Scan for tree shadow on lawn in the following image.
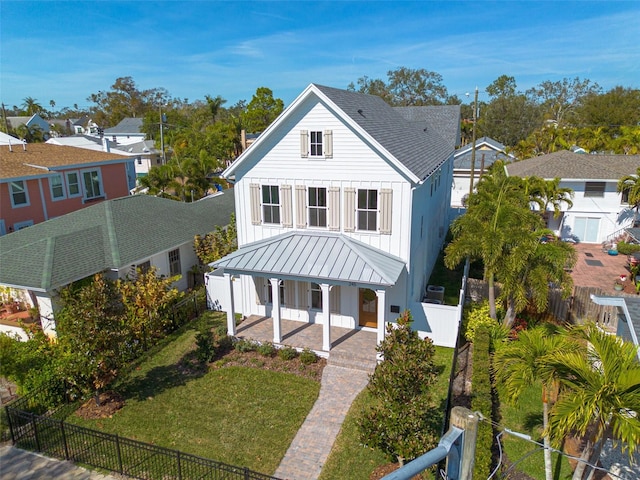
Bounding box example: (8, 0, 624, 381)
(118, 351, 208, 402)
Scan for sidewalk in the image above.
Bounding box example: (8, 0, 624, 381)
(274, 365, 370, 480)
(0, 445, 121, 480)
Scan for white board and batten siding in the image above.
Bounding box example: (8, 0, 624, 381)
(234, 100, 415, 261)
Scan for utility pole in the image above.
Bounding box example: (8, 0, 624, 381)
(468, 87, 479, 200)
(159, 106, 166, 165)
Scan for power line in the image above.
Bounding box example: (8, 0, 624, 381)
(476, 412, 628, 480)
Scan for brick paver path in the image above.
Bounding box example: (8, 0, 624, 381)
(274, 365, 370, 480)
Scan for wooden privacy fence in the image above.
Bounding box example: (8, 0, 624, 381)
(466, 279, 620, 329)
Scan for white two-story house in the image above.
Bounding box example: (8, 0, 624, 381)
(208, 84, 460, 351)
(506, 150, 640, 243)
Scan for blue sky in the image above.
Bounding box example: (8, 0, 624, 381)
(1, 1, 639, 111)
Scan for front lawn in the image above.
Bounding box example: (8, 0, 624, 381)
(319, 346, 454, 480)
(69, 311, 320, 475)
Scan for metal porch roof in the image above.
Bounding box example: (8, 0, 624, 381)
(210, 231, 405, 287)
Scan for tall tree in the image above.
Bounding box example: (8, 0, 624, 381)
(21, 97, 44, 116)
(445, 164, 540, 319)
(545, 324, 640, 480)
(529, 77, 601, 126)
(576, 86, 640, 129)
(241, 87, 284, 133)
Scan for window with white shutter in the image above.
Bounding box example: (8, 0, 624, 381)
(281, 184, 292, 227)
(344, 188, 355, 232)
(296, 185, 307, 228)
(328, 187, 340, 231)
(324, 130, 333, 158)
(300, 130, 309, 157)
(250, 183, 261, 225)
(379, 189, 393, 234)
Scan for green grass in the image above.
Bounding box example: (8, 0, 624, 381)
(499, 381, 573, 480)
(319, 346, 455, 480)
(69, 311, 320, 475)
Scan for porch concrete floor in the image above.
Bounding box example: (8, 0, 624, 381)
(236, 315, 377, 358)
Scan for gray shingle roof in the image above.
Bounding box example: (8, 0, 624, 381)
(506, 150, 640, 180)
(211, 230, 405, 287)
(0, 193, 235, 291)
(104, 117, 144, 134)
(314, 84, 458, 181)
(622, 297, 640, 348)
(453, 137, 513, 169)
(394, 105, 462, 149)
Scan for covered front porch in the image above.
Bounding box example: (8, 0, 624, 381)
(235, 314, 379, 370)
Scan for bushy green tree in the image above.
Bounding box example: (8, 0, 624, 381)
(241, 87, 284, 133)
(55, 275, 127, 405)
(194, 214, 237, 265)
(358, 310, 439, 465)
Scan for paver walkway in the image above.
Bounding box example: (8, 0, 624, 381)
(0, 445, 121, 480)
(274, 365, 370, 480)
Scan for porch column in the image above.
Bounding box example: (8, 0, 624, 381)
(321, 283, 331, 351)
(270, 278, 282, 343)
(376, 288, 387, 345)
(224, 273, 236, 336)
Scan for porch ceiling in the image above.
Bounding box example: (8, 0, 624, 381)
(210, 231, 405, 287)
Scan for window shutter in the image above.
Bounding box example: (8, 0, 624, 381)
(328, 187, 340, 231)
(296, 185, 307, 228)
(324, 130, 333, 158)
(281, 184, 292, 228)
(300, 130, 308, 158)
(380, 188, 393, 234)
(284, 280, 295, 307)
(255, 277, 266, 304)
(330, 285, 340, 313)
(298, 281, 308, 308)
(344, 188, 355, 232)
(250, 183, 261, 225)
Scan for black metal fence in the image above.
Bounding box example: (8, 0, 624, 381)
(5, 407, 280, 480)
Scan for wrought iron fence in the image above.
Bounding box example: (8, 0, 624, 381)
(5, 405, 281, 480)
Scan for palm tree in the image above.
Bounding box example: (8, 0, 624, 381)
(21, 97, 44, 116)
(617, 167, 640, 224)
(499, 229, 576, 326)
(494, 324, 576, 480)
(445, 163, 540, 319)
(545, 324, 640, 480)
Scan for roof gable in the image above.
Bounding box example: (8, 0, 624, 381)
(225, 83, 459, 183)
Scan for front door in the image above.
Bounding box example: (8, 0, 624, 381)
(359, 288, 377, 328)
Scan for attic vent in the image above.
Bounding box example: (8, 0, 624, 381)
(357, 109, 365, 117)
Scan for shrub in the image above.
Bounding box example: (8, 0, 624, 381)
(300, 348, 318, 365)
(358, 310, 439, 465)
(464, 302, 500, 342)
(616, 241, 640, 255)
(195, 329, 216, 363)
(234, 338, 258, 352)
(277, 346, 298, 361)
(257, 342, 276, 357)
(472, 326, 494, 480)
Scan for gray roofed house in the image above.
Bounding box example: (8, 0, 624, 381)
(102, 117, 146, 145)
(503, 150, 640, 243)
(590, 294, 640, 360)
(208, 83, 462, 353)
(0, 192, 235, 337)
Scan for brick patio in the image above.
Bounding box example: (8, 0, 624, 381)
(569, 242, 636, 293)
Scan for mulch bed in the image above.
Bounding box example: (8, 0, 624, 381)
(75, 392, 125, 420)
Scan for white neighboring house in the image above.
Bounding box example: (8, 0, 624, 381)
(506, 150, 640, 243)
(101, 118, 146, 146)
(207, 84, 461, 351)
(451, 136, 514, 215)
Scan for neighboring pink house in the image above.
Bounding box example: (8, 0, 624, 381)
(0, 142, 136, 235)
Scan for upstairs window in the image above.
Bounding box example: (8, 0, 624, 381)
(9, 181, 29, 207)
(82, 169, 103, 200)
(50, 174, 65, 200)
(310, 131, 323, 156)
(357, 189, 378, 231)
(584, 182, 605, 198)
(262, 185, 281, 224)
(66, 172, 81, 197)
(308, 187, 327, 227)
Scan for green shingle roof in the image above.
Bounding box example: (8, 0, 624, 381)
(0, 193, 235, 291)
